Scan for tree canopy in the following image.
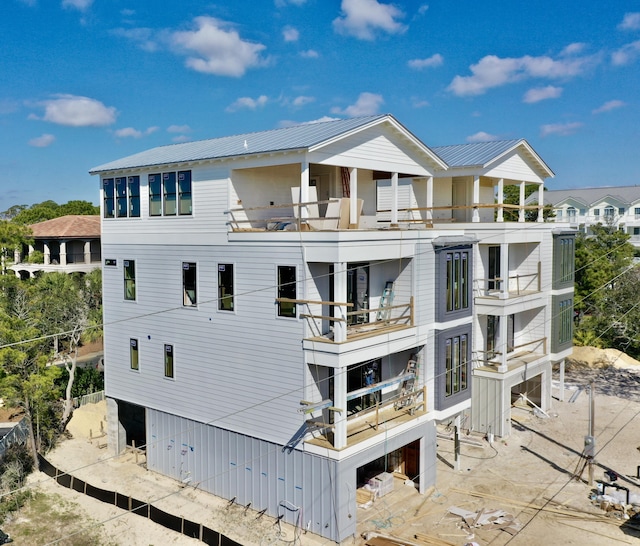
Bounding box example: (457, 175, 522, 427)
(6, 200, 98, 225)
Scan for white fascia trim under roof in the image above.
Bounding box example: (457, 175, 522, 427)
(484, 139, 555, 179)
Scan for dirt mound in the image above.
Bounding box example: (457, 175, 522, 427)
(568, 345, 640, 370)
(66, 400, 107, 440)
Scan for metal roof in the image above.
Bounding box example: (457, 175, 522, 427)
(529, 185, 640, 207)
(90, 114, 396, 174)
(431, 139, 523, 167)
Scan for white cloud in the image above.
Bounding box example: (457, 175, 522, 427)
(300, 49, 319, 58)
(114, 126, 158, 138)
(61, 0, 93, 11)
(612, 40, 640, 65)
(540, 122, 583, 137)
(167, 124, 192, 133)
(523, 85, 563, 103)
(466, 131, 499, 143)
(226, 95, 269, 112)
(619, 12, 640, 31)
(35, 95, 117, 127)
(29, 133, 55, 147)
(559, 43, 586, 56)
(333, 0, 406, 40)
(411, 97, 430, 108)
(172, 135, 191, 143)
(448, 50, 597, 96)
(407, 53, 443, 70)
(592, 100, 625, 114)
(171, 16, 268, 77)
(111, 27, 159, 52)
(292, 96, 315, 107)
(331, 92, 384, 116)
(283, 26, 299, 42)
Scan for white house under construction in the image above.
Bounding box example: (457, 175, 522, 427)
(90, 114, 575, 543)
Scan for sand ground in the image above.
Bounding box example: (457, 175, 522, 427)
(11, 347, 640, 545)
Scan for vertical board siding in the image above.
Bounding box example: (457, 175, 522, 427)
(145, 407, 436, 543)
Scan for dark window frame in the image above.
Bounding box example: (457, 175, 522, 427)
(124, 260, 136, 301)
(182, 262, 197, 307)
(218, 263, 234, 311)
(277, 265, 297, 318)
(130, 338, 139, 371)
(164, 344, 174, 378)
(436, 325, 472, 410)
(103, 178, 115, 219)
(436, 244, 473, 321)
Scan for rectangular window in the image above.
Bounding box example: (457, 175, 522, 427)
(507, 314, 515, 352)
(163, 172, 177, 215)
(445, 334, 468, 397)
(115, 177, 127, 217)
(560, 237, 575, 283)
(218, 264, 234, 311)
(182, 262, 197, 306)
(446, 250, 470, 312)
(103, 178, 115, 218)
(619, 207, 626, 215)
(104, 258, 117, 267)
(278, 265, 297, 317)
(128, 176, 140, 217)
(149, 174, 162, 216)
(635, 208, 640, 219)
(634, 227, 640, 236)
(164, 344, 174, 378)
(178, 171, 192, 215)
(593, 208, 600, 218)
(130, 338, 139, 370)
(124, 260, 136, 301)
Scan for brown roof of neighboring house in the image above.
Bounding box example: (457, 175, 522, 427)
(29, 215, 100, 238)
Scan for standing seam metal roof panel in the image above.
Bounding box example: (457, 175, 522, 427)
(89, 114, 390, 174)
(430, 139, 523, 168)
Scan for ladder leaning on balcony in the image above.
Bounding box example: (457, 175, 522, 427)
(395, 355, 418, 413)
(376, 281, 395, 322)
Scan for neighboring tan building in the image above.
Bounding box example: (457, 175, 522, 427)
(10, 215, 101, 278)
(90, 114, 574, 543)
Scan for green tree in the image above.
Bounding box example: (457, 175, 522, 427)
(501, 184, 554, 222)
(59, 200, 99, 216)
(10, 200, 60, 225)
(0, 220, 32, 273)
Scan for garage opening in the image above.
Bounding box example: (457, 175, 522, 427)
(356, 439, 421, 488)
(117, 400, 146, 449)
(511, 374, 543, 407)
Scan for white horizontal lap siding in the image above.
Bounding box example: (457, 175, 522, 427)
(376, 178, 416, 221)
(103, 243, 308, 444)
(414, 243, 435, 326)
(311, 128, 433, 175)
(486, 152, 545, 184)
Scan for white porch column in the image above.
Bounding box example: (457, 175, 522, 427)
(349, 167, 358, 228)
(537, 182, 544, 222)
(497, 178, 504, 222)
(390, 172, 399, 227)
(518, 181, 526, 222)
(43, 242, 50, 265)
(497, 314, 508, 372)
(426, 176, 433, 222)
(472, 176, 480, 222)
(84, 241, 91, 264)
(59, 240, 67, 266)
(333, 366, 348, 449)
(300, 160, 310, 222)
(500, 243, 509, 299)
(333, 262, 348, 343)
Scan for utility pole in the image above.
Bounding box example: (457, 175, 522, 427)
(585, 381, 596, 486)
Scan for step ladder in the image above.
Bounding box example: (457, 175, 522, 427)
(341, 167, 350, 197)
(376, 281, 395, 322)
(395, 354, 418, 412)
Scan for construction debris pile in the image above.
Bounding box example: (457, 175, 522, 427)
(447, 505, 522, 537)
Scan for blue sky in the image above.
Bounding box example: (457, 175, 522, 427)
(2, 0, 640, 213)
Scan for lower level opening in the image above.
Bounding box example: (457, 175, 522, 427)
(118, 400, 146, 449)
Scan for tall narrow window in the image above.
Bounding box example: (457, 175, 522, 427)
(445, 334, 468, 397)
(559, 299, 573, 344)
(124, 260, 136, 301)
(182, 262, 197, 306)
(487, 315, 499, 360)
(218, 264, 234, 311)
(164, 344, 174, 378)
(278, 265, 297, 317)
(507, 314, 515, 352)
(116, 177, 127, 217)
(163, 172, 177, 215)
(128, 176, 140, 217)
(178, 171, 192, 215)
(488, 246, 500, 291)
(149, 174, 162, 216)
(130, 338, 139, 370)
(103, 178, 115, 218)
(446, 250, 470, 312)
